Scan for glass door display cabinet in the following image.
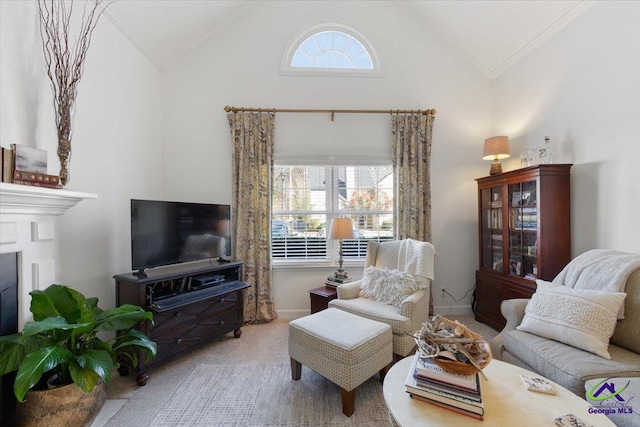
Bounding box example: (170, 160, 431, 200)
(475, 164, 572, 330)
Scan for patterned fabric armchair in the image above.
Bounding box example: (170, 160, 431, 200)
(328, 239, 436, 360)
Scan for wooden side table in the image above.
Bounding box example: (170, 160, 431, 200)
(309, 286, 337, 313)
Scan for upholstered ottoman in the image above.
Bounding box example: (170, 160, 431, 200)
(288, 308, 393, 416)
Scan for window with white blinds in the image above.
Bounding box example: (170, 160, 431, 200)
(272, 164, 394, 263)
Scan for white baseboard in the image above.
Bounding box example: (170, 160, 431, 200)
(276, 309, 310, 320)
(276, 306, 473, 320)
(433, 305, 474, 316)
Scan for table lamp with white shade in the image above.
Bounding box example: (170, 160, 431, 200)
(328, 217, 354, 279)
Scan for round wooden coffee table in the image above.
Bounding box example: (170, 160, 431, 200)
(384, 357, 615, 426)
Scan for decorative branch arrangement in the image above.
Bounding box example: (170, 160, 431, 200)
(37, 0, 111, 186)
(413, 315, 491, 379)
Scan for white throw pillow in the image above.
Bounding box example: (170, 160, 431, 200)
(517, 280, 626, 359)
(359, 266, 417, 307)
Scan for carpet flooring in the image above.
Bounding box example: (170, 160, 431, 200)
(150, 363, 389, 426)
(101, 315, 497, 427)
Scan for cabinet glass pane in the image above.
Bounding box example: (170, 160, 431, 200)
(482, 187, 502, 209)
(522, 181, 536, 206)
(509, 181, 536, 208)
(482, 229, 504, 268)
(480, 186, 503, 271)
(481, 188, 491, 209)
(482, 247, 492, 270)
(523, 256, 538, 279)
(487, 209, 502, 229)
(492, 251, 503, 272)
(508, 254, 523, 277)
(522, 230, 538, 279)
(508, 180, 538, 278)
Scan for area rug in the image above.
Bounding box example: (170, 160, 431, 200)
(149, 363, 389, 426)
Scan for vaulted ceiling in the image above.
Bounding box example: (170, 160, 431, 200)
(106, 0, 593, 78)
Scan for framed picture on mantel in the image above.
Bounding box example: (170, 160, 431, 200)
(12, 144, 47, 174)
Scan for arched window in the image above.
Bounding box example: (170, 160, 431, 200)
(282, 24, 381, 76)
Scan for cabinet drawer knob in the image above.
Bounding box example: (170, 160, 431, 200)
(220, 298, 226, 303)
(176, 338, 182, 344)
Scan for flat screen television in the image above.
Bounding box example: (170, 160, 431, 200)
(131, 199, 231, 275)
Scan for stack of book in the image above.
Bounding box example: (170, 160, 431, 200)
(487, 208, 502, 229)
(405, 353, 485, 419)
(1, 144, 61, 188)
(325, 276, 354, 288)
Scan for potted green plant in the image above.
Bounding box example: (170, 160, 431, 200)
(0, 284, 156, 426)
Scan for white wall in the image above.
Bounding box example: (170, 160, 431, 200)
(493, 1, 640, 256)
(161, 1, 493, 318)
(0, 1, 163, 307)
(5, 1, 636, 322)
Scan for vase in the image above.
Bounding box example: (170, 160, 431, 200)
(15, 380, 106, 427)
(57, 137, 71, 187)
(55, 94, 75, 187)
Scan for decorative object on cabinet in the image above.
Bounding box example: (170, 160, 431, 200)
(37, 0, 111, 186)
(328, 217, 354, 279)
(521, 136, 556, 168)
(538, 136, 554, 164)
(114, 261, 249, 385)
(474, 164, 572, 330)
(482, 136, 510, 175)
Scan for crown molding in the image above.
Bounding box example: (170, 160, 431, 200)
(162, 0, 257, 70)
(489, 1, 597, 78)
(104, 7, 163, 71)
(399, 0, 596, 80)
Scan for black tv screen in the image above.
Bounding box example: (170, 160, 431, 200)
(131, 199, 231, 273)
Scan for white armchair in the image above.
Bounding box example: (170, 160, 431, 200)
(328, 239, 435, 359)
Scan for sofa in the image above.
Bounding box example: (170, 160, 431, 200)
(490, 250, 640, 397)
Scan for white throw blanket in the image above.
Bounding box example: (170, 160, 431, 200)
(553, 248, 640, 318)
(397, 238, 436, 289)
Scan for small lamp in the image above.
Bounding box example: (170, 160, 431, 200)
(482, 136, 510, 175)
(328, 217, 354, 279)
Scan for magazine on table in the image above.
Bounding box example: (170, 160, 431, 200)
(405, 354, 485, 416)
(415, 353, 479, 391)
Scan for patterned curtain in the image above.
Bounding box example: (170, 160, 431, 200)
(392, 113, 435, 313)
(392, 113, 434, 241)
(227, 111, 277, 323)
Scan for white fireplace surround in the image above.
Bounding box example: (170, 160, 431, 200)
(0, 182, 97, 329)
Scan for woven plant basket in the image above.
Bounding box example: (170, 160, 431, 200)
(16, 380, 106, 427)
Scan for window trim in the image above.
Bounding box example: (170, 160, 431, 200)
(281, 23, 383, 77)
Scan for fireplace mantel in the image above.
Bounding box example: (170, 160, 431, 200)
(0, 182, 97, 329)
(0, 182, 97, 215)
